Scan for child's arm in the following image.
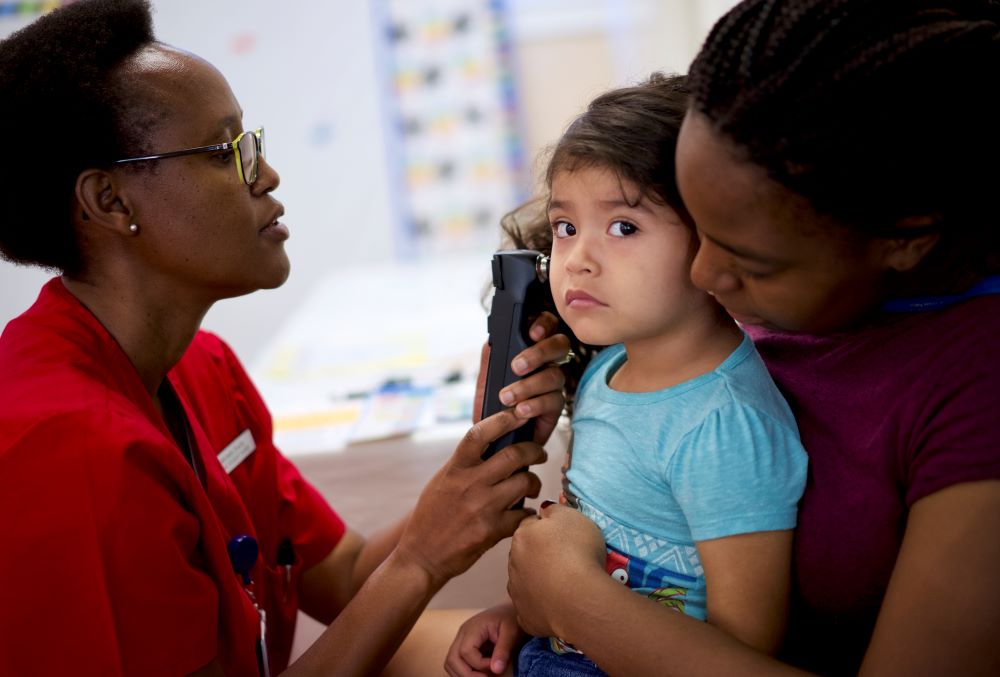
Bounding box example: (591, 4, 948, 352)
(508, 505, 809, 677)
(697, 529, 793, 653)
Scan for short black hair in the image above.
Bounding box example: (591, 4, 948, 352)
(688, 0, 1000, 276)
(0, 0, 155, 274)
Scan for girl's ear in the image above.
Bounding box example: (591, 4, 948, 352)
(74, 168, 134, 236)
(880, 215, 942, 273)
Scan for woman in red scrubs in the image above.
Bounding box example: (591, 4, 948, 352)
(0, 1, 568, 675)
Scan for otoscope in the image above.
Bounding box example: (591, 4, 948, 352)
(480, 249, 550, 507)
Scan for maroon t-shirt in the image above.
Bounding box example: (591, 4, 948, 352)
(747, 295, 1000, 675)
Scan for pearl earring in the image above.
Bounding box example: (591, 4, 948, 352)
(129, 224, 139, 234)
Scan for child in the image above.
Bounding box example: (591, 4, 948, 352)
(446, 73, 808, 676)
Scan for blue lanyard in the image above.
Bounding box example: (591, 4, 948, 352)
(882, 275, 1000, 313)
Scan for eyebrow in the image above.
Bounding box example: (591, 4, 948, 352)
(701, 232, 777, 264)
(548, 198, 654, 214)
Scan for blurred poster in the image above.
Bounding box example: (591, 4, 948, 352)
(376, 0, 526, 258)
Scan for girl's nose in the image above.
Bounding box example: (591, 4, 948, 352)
(564, 232, 598, 275)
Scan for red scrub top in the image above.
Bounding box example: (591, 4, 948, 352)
(0, 279, 346, 676)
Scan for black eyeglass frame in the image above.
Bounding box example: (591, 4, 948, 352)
(112, 127, 265, 185)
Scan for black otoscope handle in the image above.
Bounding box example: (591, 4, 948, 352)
(480, 250, 549, 508)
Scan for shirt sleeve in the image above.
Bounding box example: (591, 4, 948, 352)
(0, 412, 219, 677)
(905, 330, 1000, 505)
(668, 403, 808, 542)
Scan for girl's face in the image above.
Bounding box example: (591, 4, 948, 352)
(676, 111, 891, 334)
(547, 165, 709, 348)
(111, 45, 289, 302)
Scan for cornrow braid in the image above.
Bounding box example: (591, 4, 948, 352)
(688, 0, 1000, 277)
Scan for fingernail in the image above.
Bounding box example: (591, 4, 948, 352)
(530, 324, 544, 340)
(540, 500, 555, 509)
(499, 389, 514, 406)
(493, 659, 507, 673)
(515, 402, 532, 417)
(512, 357, 528, 374)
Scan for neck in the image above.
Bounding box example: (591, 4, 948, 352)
(61, 275, 211, 398)
(611, 305, 743, 393)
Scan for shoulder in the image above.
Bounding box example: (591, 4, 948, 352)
(714, 334, 799, 430)
(177, 329, 238, 372)
(171, 330, 273, 443)
(578, 344, 623, 393)
(173, 330, 254, 397)
(1, 408, 188, 510)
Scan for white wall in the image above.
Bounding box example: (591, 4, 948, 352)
(0, 0, 739, 363)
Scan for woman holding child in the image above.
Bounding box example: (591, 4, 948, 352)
(504, 1, 1000, 675)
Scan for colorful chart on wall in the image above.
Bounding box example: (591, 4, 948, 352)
(375, 0, 526, 258)
(0, 1, 70, 23)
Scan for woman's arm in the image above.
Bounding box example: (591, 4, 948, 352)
(285, 410, 546, 676)
(297, 523, 404, 625)
(859, 479, 1000, 676)
(510, 491, 1000, 677)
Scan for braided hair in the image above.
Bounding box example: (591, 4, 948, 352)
(0, 0, 156, 275)
(688, 0, 1000, 278)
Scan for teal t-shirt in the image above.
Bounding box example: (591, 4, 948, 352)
(563, 335, 808, 621)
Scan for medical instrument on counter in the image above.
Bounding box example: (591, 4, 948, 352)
(480, 250, 550, 508)
(228, 534, 271, 677)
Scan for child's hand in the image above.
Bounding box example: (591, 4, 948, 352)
(473, 311, 570, 446)
(445, 602, 523, 677)
(507, 504, 606, 639)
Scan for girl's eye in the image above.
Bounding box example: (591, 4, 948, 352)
(213, 151, 235, 163)
(552, 221, 576, 238)
(608, 220, 638, 237)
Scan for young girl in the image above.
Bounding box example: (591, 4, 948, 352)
(446, 73, 807, 677)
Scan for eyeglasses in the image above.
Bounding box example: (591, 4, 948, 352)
(113, 127, 265, 185)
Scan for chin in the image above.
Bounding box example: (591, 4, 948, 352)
(219, 260, 291, 300)
(569, 325, 618, 347)
(258, 254, 292, 290)
(263, 263, 291, 290)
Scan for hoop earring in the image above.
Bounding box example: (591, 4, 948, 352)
(129, 224, 139, 234)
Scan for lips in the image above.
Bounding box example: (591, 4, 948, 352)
(565, 289, 606, 309)
(260, 208, 289, 242)
(261, 207, 285, 232)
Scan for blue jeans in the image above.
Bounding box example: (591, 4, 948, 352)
(516, 637, 609, 677)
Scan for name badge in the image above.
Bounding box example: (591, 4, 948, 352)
(218, 429, 256, 474)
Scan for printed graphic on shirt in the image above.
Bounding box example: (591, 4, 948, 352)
(577, 498, 704, 580)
